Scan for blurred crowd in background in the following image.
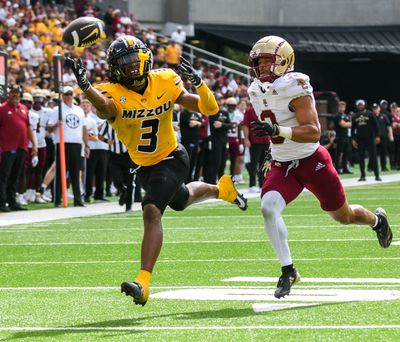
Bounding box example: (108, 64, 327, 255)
(0, 0, 399, 212)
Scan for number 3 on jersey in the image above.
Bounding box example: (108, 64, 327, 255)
(260, 110, 285, 144)
(138, 118, 160, 153)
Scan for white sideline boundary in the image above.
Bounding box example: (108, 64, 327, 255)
(0, 174, 399, 227)
(1, 325, 400, 331)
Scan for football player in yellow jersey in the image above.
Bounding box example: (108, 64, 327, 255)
(66, 35, 248, 307)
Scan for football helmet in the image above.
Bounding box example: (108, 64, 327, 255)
(249, 35, 295, 83)
(106, 35, 153, 87)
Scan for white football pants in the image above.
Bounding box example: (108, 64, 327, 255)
(261, 190, 292, 266)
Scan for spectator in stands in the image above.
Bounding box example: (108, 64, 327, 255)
(351, 99, 381, 181)
(334, 101, 352, 174)
(171, 25, 186, 45)
(165, 40, 181, 68)
(0, 85, 37, 211)
(47, 86, 89, 207)
(103, 6, 114, 37)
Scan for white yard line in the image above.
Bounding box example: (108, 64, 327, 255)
(1, 284, 400, 291)
(223, 277, 400, 283)
(0, 325, 399, 331)
(1, 257, 400, 265)
(2, 224, 399, 233)
(0, 238, 380, 246)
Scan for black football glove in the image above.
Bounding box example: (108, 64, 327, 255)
(65, 57, 91, 92)
(250, 120, 280, 137)
(175, 56, 202, 88)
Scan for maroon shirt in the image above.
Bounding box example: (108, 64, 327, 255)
(242, 106, 270, 144)
(0, 100, 30, 152)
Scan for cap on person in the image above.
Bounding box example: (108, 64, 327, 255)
(356, 99, 365, 106)
(380, 99, 388, 106)
(21, 92, 33, 102)
(371, 103, 379, 109)
(177, 25, 182, 30)
(62, 86, 74, 94)
(215, 93, 224, 100)
(225, 97, 238, 106)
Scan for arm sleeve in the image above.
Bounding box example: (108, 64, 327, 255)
(196, 82, 219, 115)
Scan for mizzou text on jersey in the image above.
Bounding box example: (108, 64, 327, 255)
(95, 68, 184, 166)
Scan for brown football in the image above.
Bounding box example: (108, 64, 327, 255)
(62, 17, 105, 47)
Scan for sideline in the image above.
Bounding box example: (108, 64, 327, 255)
(0, 174, 399, 227)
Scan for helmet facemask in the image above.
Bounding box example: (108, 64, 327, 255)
(249, 36, 295, 83)
(107, 36, 153, 87)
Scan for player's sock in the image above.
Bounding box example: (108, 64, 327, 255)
(261, 191, 292, 266)
(134, 269, 151, 289)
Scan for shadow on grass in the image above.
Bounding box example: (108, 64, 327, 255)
(4, 307, 256, 340)
(3, 303, 336, 340)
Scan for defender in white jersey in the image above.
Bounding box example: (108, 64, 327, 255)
(248, 35, 393, 299)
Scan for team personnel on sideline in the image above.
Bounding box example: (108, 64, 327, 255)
(247, 35, 393, 299)
(66, 35, 248, 306)
(47, 86, 90, 207)
(0, 85, 37, 211)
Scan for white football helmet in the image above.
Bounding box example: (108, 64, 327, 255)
(249, 35, 295, 82)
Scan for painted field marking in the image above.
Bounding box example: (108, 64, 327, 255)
(223, 277, 400, 284)
(2, 257, 400, 265)
(0, 238, 380, 246)
(151, 288, 400, 302)
(1, 325, 400, 331)
(1, 284, 400, 292)
(392, 241, 400, 246)
(2, 224, 399, 233)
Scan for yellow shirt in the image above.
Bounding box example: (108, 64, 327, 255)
(95, 68, 185, 166)
(165, 44, 181, 65)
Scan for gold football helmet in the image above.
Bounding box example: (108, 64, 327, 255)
(249, 35, 295, 82)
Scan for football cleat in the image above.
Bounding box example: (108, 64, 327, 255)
(373, 208, 392, 248)
(217, 175, 248, 211)
(121, 281, 149, 306)
(274, 268, 300, 299)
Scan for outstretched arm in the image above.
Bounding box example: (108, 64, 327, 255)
(65, 57, 117, 120)
(174, 56, 218, 115)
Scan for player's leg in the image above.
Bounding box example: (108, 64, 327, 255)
(261, 164, 304, 298)
(303, 146, 392, 248)
(121, 147, 189, 306)
(182, 175, 247, 210)
(328, 202, 392, 248)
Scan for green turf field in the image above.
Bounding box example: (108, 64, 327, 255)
(1, 183, 399, 341)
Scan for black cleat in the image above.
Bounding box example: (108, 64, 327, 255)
(121, 281, 149, 306)
(373, 208, 392, 248)
(274, 268, 300, 299)
(233, 192, 248, 211)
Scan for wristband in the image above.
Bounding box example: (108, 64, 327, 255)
(278, 126, 293, 139)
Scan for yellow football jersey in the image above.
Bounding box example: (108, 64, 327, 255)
(95, 69, 184, 166)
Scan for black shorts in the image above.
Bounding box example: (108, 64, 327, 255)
(136, 144, 190, 214)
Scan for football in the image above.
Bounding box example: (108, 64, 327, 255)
(62, 17, 105, 47)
